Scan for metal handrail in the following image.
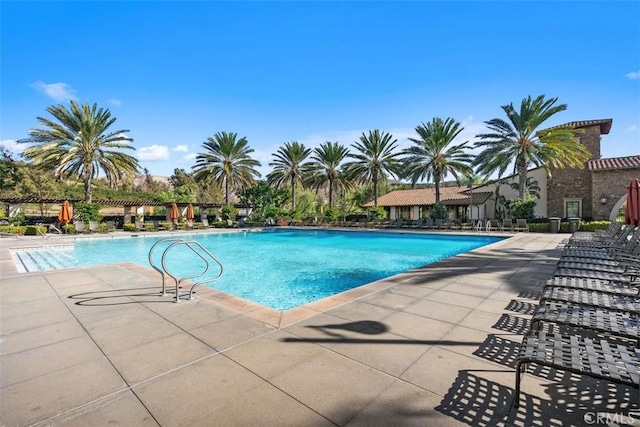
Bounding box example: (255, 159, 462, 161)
(148, 237, 223, 302)
(160, 240, 223, 303)
(148, 237, 187, 296)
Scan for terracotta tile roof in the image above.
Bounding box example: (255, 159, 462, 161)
(587, 155, 640, 171)
(543, 119, 612, 135)
(365, 186, 493, 207)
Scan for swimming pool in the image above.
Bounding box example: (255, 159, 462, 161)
(12, 229, 503, 310)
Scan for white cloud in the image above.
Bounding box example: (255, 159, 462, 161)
(0, 139, 26, 155)
(625, 71, 640, 80)
(30, 81, 76, 102)
(627, 125, 639, 132)
(137, 145, 169, 161)
(172, 144, 189, 152)
(180, 153, 198, 162)
(107, 98, 122, 107)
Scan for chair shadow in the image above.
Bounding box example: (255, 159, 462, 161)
(504, 299, 538, 315)
(492, 313, 531, 336)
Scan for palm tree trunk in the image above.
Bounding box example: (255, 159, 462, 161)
(517, 155, 527, 199)
(225, 177, 230, 204)
(291, 179, 296, 210)
(84, 168, 92, 203)
(373, 178, 378, 207)
(328, 178, 334, 208)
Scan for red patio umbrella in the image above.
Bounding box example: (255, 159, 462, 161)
(625, 178, 640, 226)
(186, 203, 195, 221)
(58, 200, 72, 225)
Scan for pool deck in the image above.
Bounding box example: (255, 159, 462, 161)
(1, 229, 637, 426)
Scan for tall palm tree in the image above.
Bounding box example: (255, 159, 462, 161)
(267, 141, 311, 210)
(305, 141, 352, 208)
(192, 132, 262, 204)
(343, 129, 401, 207)
(401, 117, 474, 204)
(19, 101, 140, 203)
(473, 95, 591, 199)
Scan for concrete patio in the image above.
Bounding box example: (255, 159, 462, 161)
(1, 230, 637, 426)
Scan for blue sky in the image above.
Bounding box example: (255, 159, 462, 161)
(1, 1, 639, 179)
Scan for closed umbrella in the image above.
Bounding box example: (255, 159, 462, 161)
(169, 203, 179, 227)
(186, 204, 195, 221)
(58, 200, 72, 225)
(625, 178, 640, 226)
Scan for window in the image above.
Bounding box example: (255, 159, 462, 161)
(564, 199, 582, 218)
(398, 207, 411, 219)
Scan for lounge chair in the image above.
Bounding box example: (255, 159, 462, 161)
(152, 220, 167, 231)
(88, 220, 100, 233)
(486, 219, 500, 232)
(461, 219, 474, 231)
(433, 218, 444, 229)
(74, 221, 87, 233)
(187, 220, 200, 229)
(514, 219, 529, 232)
(420, 218, 434, 230)
(202, 218, 216, 228)
(105, 221, 117, 232)
(501, 218, 514, 232)
(226, 219, 239, 228)
(135, 221, 148, 232)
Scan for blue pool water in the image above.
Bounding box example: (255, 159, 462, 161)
(12, 229, 503, 310)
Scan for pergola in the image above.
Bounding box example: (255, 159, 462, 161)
(0, 198, 251, 223)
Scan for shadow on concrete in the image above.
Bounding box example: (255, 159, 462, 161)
(67, 286, 179, 305)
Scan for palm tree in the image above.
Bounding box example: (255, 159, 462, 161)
(19, 101, 139, 203)
(401, 117, 474, 204)
(343, 129, 401, 207)
(473, 95, 591, 199)
(305, 141, 352, 208)
(192, 132, 262, 204)
(267, 142, 311, 210)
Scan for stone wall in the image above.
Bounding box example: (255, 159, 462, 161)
(546, 125, 602, 219)
(592, 170, 640, 220)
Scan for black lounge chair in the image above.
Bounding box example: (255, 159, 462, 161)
(514, 329, 639, 407)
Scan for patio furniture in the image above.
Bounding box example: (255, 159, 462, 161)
(74, 221, 87, 233)
(530, 301, 639, 344)
(105, 221, 117, 232)
(514, 219, 529, 232)
(88, 220, 100, 232)
(420, 218, 434, 230)
(514, 329, 640, 407)
(135, 221, 149, 232)
(486, 219, 500, 232)
(152, 220, 167, 231)
(542, 276, 639, 298)
(501, 218, 514, 232)
(540, 286, 640, 314)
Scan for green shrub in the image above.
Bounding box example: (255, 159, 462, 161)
(62, 224, 75, 234)
(528, 223, 549, 233)
(221, 204, 237, 221)
(24, 225, 47, 236)
(579, 220, 611, 232)
(159, 222, 173, 229)
(369, 206, 387, 220)
(123, 223, 137, 232)
(74, 203, 102, 222)
(429, 204, 447, 220)
(0, 225, 26, 235)
(510, 197, 536, 219)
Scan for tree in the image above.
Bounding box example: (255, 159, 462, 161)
(239, 181, 290, 221)
(267, 142, 311, 210)
(343, 129, 401, 207)
(192, 132, 261, 204)
(473, 95, 591, 199)
(401, 117, 474, 204)
(305, 141, 352, 208)
(0, 147, 22, 195)
(19, 101, 140, 203)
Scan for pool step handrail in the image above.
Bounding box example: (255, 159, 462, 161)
(148, 237, 224, 303)
(148, 237, 187, 296)
(160, 240, 223, 303)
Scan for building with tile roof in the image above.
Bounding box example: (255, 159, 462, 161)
(366, 119, 639, 222)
